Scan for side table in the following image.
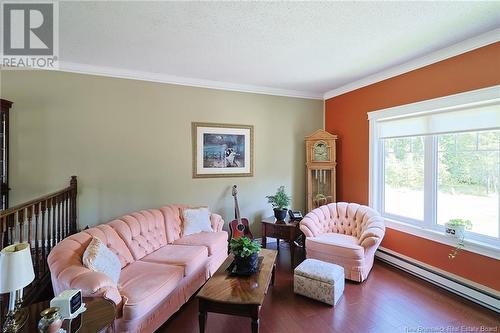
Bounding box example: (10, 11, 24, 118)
(261, 216, 303, 268)
(21, 297, 116, 333)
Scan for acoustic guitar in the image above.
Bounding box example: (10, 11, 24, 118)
(229, 185, 254, 240)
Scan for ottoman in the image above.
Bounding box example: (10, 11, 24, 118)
(294, 258, 344, 306)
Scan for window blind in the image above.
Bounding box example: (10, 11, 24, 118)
(377, 102, 500, 139)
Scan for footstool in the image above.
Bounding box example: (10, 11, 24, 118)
(294, 258, 344, 306)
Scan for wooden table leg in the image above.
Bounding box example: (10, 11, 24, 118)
(251, 317, 259, 333)
(276, 238, 280, 252)
(271, 263, 276, 286)
(198, 300, 207, 333)
(251, 306, 260, 333)
(261, 224, 267, 248)
(198, 311, 207, 333)
(290, 238, 295, 269)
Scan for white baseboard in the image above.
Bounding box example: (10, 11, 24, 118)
(376, 247, 500, 313)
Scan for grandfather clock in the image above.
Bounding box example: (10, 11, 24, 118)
(0, 99, 13, 210)
(305, 130, 337, 211)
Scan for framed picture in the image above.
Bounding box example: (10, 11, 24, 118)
(192, 122, 254, 178)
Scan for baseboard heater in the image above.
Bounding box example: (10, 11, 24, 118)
(375, 247, 500, 313)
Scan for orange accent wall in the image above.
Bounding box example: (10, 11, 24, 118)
(325, 42, 500, 291)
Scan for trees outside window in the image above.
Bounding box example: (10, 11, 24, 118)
(383, 130, 499, 239)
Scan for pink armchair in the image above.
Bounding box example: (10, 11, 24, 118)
(300, 202, 385, 282)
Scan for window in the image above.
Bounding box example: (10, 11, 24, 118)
(383, 137, 424, 221)
(369, 86, 500, 250)
(437, 131, 499, 238)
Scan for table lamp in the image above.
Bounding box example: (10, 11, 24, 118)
(0, 243, 35, 332)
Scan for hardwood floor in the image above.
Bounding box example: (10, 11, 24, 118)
(157, 242, 500, 333)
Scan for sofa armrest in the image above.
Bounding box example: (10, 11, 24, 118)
(72, 271, 122, 306)
(359, 215, 386, 250)
(210, 213, 224, 232)
(299, 221, 315, 238)
(51, 264, 122, 306)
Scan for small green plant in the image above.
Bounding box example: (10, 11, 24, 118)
(230, 237, 261, 258)
(446, 218, 472, 229)
(266, 186, 291, 210)
(447, 219, 472, 259)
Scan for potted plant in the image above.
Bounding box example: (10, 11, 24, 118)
(229, 237, 261, 274)
(266, 186, 291, 221)
(445, 218, 472, 238)
(445, 218, 472, 259)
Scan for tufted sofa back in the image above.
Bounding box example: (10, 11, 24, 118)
(49, 204, 219, 285)
(108, 209, 168, 261)
(84, 224, 135, 267)
(160, 204, 188, 243)
(300, 202, 384, 243)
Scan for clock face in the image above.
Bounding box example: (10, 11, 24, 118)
(313, 142, 329, 161)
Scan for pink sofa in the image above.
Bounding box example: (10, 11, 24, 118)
(47, 205, 228, 333)
(300, 202, 385, 282)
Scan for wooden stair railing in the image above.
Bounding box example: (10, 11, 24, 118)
(0, 176, 77, 326)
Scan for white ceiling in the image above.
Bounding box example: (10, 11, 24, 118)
(58, 1, 500, 99)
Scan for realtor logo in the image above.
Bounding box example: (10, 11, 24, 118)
(1, 1, 59, 68)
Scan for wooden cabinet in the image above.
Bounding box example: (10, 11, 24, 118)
(0, 99, 12, 210)
(305, 130, 337, 211)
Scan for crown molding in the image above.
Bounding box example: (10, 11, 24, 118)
(323, 28, 500, 100)
(56, 61, 323, 100)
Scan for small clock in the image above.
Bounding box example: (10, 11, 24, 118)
(50, 289, 86, 319)
(313, 141, 329, 161)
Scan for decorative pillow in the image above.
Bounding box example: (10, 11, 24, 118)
(82, 237, 121, 284)
(182, 207, 213, 236)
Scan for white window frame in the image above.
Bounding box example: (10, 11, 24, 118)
(368, 85, 500, 260)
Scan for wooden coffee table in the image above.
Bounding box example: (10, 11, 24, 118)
(197, 248, 277, 333)
(22, 297, 115, 333)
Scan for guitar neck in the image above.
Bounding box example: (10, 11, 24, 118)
(234, 195, 241, 223)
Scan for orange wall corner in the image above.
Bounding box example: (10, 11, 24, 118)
(325, 42, 500, 290)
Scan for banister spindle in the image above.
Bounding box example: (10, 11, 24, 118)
(52, 197, 57, 246)
(34, 203, 40, 278)
(27, 206, 33, 248)
(70, 176, 77, 233)
(0, 215, 6, 249)
(18, 209, 25, 243)
(7, 214, 14, 246)
(47, 198, 52, 251)
(57, 195, 62, 242)
(41, 200, 47, 273)
(64, 192, 70, 238)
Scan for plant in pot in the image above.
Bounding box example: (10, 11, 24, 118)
(229, 237, 261, 275)
(266, 186, 291, 221)
(445, 218, 472, 259)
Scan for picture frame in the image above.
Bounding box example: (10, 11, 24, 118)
(192, 122, 254, 178)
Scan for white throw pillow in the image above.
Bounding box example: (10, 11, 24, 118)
(182, 207, 213, 236)
(82, 237, 121, 284)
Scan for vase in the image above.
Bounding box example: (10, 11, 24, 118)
(445, 223, 465, 238)
(273, 208, 287, 221)
(38, 307, 63, 333)
(234, 252, 259, 274)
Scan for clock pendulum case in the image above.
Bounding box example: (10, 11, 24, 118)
(305, 130, 338, 211)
